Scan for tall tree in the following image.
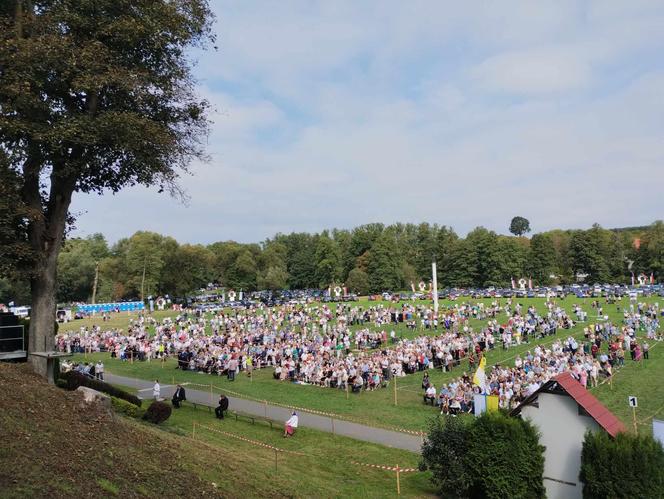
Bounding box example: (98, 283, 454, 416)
(509, 216, 531, 236)
(529, 233, 556, 284)
(0, 0, 213, 375)
(366, 232, 402, 292)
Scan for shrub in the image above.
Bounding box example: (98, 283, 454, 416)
(59, 370, 142, 407)
(143, 401, 172, 424)
(420, 415, 471, 498)
(580, 430, 664, 498)
(465, 411, 545, 499)
(420, 412, 545, 499)
(111, 397, 146, 419)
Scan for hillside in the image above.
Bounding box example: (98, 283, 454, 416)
(0, 363, 227, 498)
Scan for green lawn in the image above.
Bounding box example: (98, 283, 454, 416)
(69, 295, 662, 432)
(153, 404, 436, 498)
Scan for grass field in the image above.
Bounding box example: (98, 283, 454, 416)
(161, 404, 435, 497)
(67, 295, 663, 433)
(2, 363, 434, 498)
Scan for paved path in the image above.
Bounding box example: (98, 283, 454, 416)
(107, 373, 422, 452)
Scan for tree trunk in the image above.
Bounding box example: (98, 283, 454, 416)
(24, 159, 74, 378)
(28, 266, 57, 377)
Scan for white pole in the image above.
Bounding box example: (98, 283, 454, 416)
(432, 261, 439, 315)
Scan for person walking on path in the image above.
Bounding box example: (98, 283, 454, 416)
(153, 379, 160, 400)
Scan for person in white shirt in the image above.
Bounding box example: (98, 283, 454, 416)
(153, 380, 160, 400)
(95, 361, 104, 381)
(424, 385, 436, 405)
(283, 412, 298, 437)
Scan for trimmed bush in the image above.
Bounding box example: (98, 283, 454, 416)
(143, 401, 172, 424)
(420, 412, 545, 499)
(59, 370, 142, 407)
(111, 397, 146, 419)
(580, 430, 664, 498)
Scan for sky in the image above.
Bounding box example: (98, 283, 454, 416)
(71, 1, 664, 245)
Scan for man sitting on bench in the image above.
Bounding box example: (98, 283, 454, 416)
(172, 384, 186, 408)
(215, 394, 229, 419)
(424, 384, 436, 405)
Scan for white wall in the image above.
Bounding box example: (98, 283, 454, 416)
(521, 393, 600, 499)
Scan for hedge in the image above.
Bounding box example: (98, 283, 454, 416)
(580, 430, 664, 498)
(143, 401, 172, 424)
(111, 397, 146, 419)
(59, 370, 142, 407)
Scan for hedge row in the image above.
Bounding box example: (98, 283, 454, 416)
(58, 370, 142, 407)
(111, 397, 146, 419)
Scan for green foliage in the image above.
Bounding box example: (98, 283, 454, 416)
(367, 232, 402, 292)
(509, 216, 531, 236)
(111, 396, 146, 419)
(465, 411, 545, 499)
(420, 412, 545, 499)
(580, 430, 664, 499)
(420, 416, 471, 498)
(143, 401, 172, 424)
(59, 370, 142, 407)
(40, 219, 663, 303)
(346, 267, 370, 295)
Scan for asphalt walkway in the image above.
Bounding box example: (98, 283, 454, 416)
(106, 372, 422, 452)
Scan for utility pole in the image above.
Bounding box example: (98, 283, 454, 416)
(140, 257, 147, 302)
(432, 259, 439, 315)
(91, 261, 99, 304)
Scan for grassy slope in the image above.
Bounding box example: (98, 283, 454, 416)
(0, 363, 434, 498)
(68, 295, 663, 432)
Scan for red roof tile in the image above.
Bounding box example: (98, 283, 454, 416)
(510, 372, 626, 437)
(552, 372, 626, 437)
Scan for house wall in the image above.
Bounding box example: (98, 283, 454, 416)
(521, 392, 600, 499)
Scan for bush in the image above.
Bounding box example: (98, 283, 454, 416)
(580, 430, 664, 498)
(420, 412, 545, 499)
(143, 401, 171, 424)
(111, 397, 146, 419)
(420, 416, 471, 498)
(59, 370, 142, 407)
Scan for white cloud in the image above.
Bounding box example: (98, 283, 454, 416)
(71, 1, 664, 244)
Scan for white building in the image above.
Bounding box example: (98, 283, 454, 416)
(510, 372, 625, 499)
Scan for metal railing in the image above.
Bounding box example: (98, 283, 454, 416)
(0, 325, 25, 353)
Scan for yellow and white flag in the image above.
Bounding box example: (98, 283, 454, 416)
(473, 355, 487, 393)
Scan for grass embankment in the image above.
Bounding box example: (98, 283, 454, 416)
(69, 296, 662, 432)
(0, 363, 435, 498)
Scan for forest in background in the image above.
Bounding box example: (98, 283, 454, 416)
(1, 220, 662, 305)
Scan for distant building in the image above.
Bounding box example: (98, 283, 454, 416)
(510, 372, 625, 499)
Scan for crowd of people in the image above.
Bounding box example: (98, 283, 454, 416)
(422, 304, 660, 415)
(55, 299, 660, 415)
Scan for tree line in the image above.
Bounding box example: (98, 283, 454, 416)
(2, 220, 662, 304)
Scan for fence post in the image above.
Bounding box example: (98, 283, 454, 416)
(396, 465, 401, 495)
(192, 421, 196, 440)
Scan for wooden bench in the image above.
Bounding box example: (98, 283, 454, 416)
(183, 401, 275, 430)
